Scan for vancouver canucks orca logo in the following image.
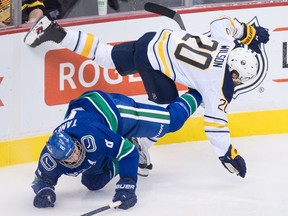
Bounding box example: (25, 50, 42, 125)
(232, 17, 269, 99)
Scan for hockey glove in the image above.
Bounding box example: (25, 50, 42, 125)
(219, 144, 247, 178)
(33, 188, 56, 208)
(112, 177, 137, 209)
(240, 24, 270, 53)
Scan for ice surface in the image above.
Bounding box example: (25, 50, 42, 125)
(1, 134, 288, 216)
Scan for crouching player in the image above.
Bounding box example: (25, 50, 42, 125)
(32, 89, 202, 209)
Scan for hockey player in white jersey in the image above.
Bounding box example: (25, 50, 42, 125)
(24, 15, 269, 179)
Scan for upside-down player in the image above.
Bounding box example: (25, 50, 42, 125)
(24, 15, 269, 177)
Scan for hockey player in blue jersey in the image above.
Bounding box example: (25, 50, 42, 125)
(32, 89, 202, 209)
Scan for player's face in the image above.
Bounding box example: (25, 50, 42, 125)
(231, 70, 239, 79)
(231, 70, 241, 86)
(64, 144, 80, 163)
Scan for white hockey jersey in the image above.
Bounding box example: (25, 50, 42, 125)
(147, 16, 245, 156)
(60, 16, 245, 157)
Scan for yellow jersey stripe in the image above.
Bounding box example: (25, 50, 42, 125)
(81, 33, 94, 57)
(204, 121, 227, 128)
(157, 30, 172, 77)
(22, 1, 45, 10)
(228, 18, 236, 35)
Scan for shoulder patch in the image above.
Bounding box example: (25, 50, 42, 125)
(81, 135, 97, 152)
(40, 153, 57, 171)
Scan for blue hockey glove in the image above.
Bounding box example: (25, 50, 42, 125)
(254, 26, 270, 43)
(248, 26, 269, 53)
(33, 188, 56, 208)
(240, 24, 270, 53)
(112, 177, 137, 210)
(219, 144, 247, 178)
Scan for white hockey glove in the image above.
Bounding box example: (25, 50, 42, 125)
(219, 144, 246, 178)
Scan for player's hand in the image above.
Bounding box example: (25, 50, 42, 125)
(219, 144, 247, 178)
(254, 26, 270, 43)
(240, 24, 269, 53)
(249, 26, 269, 53)
(33, 188, 56, 208)
(112, 177, 137, 209)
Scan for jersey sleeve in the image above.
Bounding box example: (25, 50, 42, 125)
(210, 16, 244, 44)
(201, 87, 231, 157)
(97, 127, 139, 181)
(31, 148, 63, 194)
(70, 113, 139, 182)
(23, 0, 45, 13)
(204, 16, 247, 157)
(116, 138, 139, 181)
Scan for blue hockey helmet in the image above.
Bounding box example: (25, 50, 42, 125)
(46, 131, 76, 160)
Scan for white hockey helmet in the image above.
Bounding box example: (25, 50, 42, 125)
(227, 47, 259, 83)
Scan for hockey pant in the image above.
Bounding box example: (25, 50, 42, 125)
(112, 32, 179, 104)
(81, 157, 117, 191)
(109, 90, 202, 139)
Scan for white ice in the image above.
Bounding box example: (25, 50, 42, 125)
(1, 134, 288, 216)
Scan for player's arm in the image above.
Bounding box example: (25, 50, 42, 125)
(23, 0, 45, 23)
(32, 149, 62, 208)
(210, 15, 269, 53)
(101, 129, 139, 210)
(27, 8, 44, 24)
(210, 16, 243, 43)
(204, 120, 247, 178)
(202, 92, 246, 178)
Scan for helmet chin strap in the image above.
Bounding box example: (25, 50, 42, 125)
(59, 139, 86, 168)
(233, 78, 242, 87)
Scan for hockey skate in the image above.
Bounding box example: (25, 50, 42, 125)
(24, 16, 67, 48)
(129, 137, 153, 177)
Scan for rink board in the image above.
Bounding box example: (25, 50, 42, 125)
(1, 1, 288, 166)
(1, 109, 287, 166)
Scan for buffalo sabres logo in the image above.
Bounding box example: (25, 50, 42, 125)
(232, 17, 269, 99)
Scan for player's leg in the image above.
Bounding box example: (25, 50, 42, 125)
(24, 20, 179, 105)
(113, 89, 202, 137)
(24, 16, 67, 48)
(24, 16, 116, 69)
(128, 137, 155, 177)
(81, 159, 117, 191)
(24, 16, 140, 76)
(110, 92, 162, 176)
(110, 89, 202, 175)
(133, 32, 179, 104)
(110, 35, 180, 106)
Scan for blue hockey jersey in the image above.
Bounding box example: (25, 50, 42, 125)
(32, 90, 139, 193)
